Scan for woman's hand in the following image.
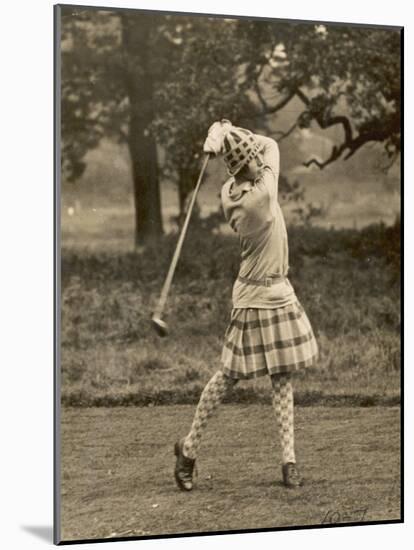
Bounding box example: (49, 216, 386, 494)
(203, 119, 233, 154)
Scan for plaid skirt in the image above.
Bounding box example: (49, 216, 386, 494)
(221, 299, 319, 379)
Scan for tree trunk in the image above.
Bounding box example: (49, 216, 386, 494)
(177, 165, 201, 228)
(122, 14, 163, 247)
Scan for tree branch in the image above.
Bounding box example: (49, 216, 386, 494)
(251, 70, 398, 171)
(262, 90, 296, 114)
(294, 87, 310, 106)
(303, 143, 348, 169)
(271, 117, 302, 141)
(295, 88, 353, 143)
(302, 125, 397, 170)
(343, 127, 392, 159)
(295, 87, 392, 170)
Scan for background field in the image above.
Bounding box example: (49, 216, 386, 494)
(61, 214, 400, 408)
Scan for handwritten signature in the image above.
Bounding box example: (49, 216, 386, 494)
(321, 507, 368, 524)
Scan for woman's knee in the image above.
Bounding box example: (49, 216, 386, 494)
(217, 369, 239, 388)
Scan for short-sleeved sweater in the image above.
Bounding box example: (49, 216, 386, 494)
(220, 134, 297, 309)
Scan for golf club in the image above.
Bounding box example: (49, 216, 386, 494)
(151, 153, 210, 336)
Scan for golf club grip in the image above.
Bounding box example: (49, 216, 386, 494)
(153, 154, 210, 318)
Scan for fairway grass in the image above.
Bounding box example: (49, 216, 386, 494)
(60, 405, 401, 542)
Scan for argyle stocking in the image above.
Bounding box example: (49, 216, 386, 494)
(271, 373, 296, 464)
(183, 370, 237, 459)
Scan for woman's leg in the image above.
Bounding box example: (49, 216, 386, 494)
(183, 370, 238, 459)
(270, 372, 302, 487)
(174, 370, 237, 491)
(270, 372, 295, 464)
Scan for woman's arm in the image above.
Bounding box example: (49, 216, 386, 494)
(253, 134, 280, 200)
(253, 134, 280, 175)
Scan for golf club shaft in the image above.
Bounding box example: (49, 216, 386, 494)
(153, 153, 210, 320)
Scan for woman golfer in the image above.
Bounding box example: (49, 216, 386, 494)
(174, 120, 319, 490)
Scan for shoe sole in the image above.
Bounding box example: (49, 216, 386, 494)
(283, 477, 304, 489)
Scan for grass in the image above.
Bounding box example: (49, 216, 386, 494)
(60, 220, 401, 407)
(59, 404, 401, 542)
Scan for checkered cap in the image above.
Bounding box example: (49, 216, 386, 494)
(222, 127, 262, 176)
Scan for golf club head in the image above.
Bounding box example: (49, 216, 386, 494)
(151, 316, 169, 337)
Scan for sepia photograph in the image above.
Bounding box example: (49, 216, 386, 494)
(55, 4, 402, 544)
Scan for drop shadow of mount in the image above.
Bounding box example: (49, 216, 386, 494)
(21, 525, 53, 543)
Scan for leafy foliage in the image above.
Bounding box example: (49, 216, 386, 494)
(61, 8, 127, 181)
(151, 17, 254, 203)
(60, 8, 401, 240)
(237, 20, 401, 168)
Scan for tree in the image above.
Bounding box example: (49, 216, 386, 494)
(237, 20, 401, 169)
(61, 7, 170, 246)
(61, 9, 247, 243)
(152, 16, 254, 216)
(120, 12, 163, 245)
(61, 9, 401, 245)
